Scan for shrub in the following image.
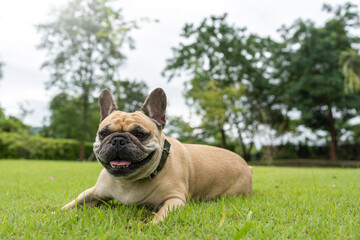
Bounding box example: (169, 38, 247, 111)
(266, 143, 360, 160)
(0, 132, 93, 160)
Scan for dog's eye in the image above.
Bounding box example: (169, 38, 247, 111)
(99, 131, 108, 140)
(135, 132, 146, 139)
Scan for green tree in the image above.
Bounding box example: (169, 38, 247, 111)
(331, 2, 360, 94)
(42, 80, 149, 141)
(273, 2, 360, 162)
(340, 50, 360, 94)
(0, 108, 30, 133)
(164, 116, 207, 144)
(109, 79, 149, 113)
(37, 0, 137, 160)
(43, 93, 95, 140)
(163, 14, 281, 160)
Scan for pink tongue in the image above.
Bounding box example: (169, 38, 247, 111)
(110, 160, 131, 166)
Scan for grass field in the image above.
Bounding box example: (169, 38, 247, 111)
(0, 160, 359, 239)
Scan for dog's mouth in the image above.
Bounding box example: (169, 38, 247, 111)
(102, 151, 155, 176)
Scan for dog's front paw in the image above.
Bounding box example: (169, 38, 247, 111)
(62, 205, 70, 210)
(62, 201, 75, 210)
(151, 213, 164, 224)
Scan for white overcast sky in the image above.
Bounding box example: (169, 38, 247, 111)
(0, 0, 351, 127)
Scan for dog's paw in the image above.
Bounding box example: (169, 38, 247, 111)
(62, 204, 71, 210)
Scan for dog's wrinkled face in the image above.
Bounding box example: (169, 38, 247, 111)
(93, 88, 167, 180)
(94, 111, 161, 177)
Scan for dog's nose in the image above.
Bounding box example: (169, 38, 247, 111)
(110, 136, 129, 147)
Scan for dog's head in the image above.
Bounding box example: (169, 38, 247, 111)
(93, 88, 167, 181)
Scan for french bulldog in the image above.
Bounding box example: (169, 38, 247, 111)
(62, 88, 252, 223)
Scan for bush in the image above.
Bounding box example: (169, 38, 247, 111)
(267, 143, 360, 160)
(0, 132, 93, 160)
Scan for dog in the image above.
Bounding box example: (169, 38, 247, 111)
(62, 88, 252, 223)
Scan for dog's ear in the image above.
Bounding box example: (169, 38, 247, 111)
(99, 89, 118, 122)
(140, 88, 167, 129)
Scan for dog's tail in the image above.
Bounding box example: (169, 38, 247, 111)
(248, 166, 253, 175)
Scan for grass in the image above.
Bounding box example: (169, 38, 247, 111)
(0, 160, 359, 239)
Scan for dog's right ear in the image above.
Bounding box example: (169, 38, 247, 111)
(99, 89, 118, 122)
(140, 88, 167, 129)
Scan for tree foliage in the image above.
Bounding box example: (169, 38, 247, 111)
(163, 14, 284, 160)
(41, 92, 98, 141)
(340, 50, 360, 94)
(164, 116, 207, 144)
(41, 79, 149, 141)
(272, 2, 360, 161)
(109, 79, 149, 113)
(37, 0, 137, 160)
(0, 108, 30, 133)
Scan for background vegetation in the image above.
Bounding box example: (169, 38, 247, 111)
(0, 0, 359, 163)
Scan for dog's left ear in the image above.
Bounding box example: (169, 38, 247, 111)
(99, 89, 118, 122)
(140, 88, 167, 129)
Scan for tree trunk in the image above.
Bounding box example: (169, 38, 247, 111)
(79, 90, 89, 161)
(79, 142, 85, 162)
(327, 106, 338, 162)
(266, 145, 273, 165)
(234, 122, 253, 161)
(236, 126, 247, 158)
(79, 37, 93, 162)
(244, 142, 254, 162)
(219, 126, 227, 149)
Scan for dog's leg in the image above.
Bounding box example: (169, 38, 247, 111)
(62, 187, 102, 210)
(152, 198, 185, 223)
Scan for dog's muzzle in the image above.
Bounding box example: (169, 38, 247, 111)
(93, 134, 160, 178)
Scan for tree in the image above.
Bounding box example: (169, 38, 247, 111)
(109, 79, 149, 113)
(42, 80, 149, 141)
(273, 3, 360, 162)
(0, 59, 31, 134)
(163, 14, 281, 160)
(0, 108, 30, 133)
(340, 50, 360, 94)
(164, 116, 207, 144)
(331, 2, 360, 94)
(43, 93, 94, 140)
(37, 0, 137, 160)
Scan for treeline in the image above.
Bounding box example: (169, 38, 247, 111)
(162, 4, 360, 162)
(271, 144, 360, 161)
(163, 3, 360, 161)
(0, 0, 360, 162)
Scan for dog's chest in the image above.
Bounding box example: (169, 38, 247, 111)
(110, 181, 163, 208)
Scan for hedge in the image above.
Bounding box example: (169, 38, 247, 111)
(269, 143, 360, 161)
(0, 132, 93, 160)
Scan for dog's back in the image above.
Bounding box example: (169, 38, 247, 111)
(178, 142, 253, 200)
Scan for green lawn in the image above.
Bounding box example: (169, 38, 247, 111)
(0, 160, 359, 239)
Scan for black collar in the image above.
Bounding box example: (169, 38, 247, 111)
(138, 139, 171, 181)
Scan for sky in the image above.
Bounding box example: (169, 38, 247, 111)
(0, 0, 351, 127)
